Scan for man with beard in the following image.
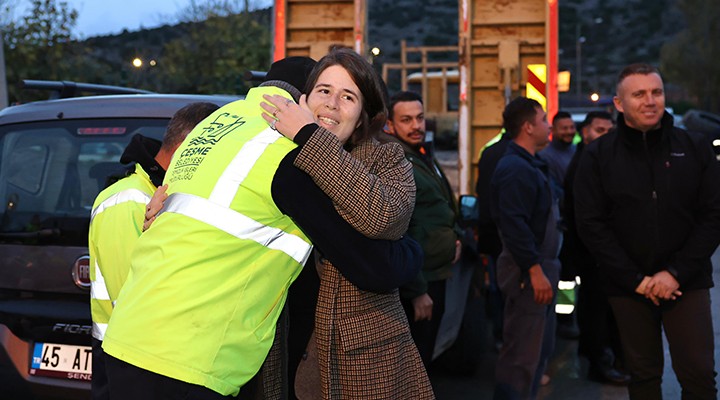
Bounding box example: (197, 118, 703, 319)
(385, 90, 461, 367)
(538, 111, 577, 197)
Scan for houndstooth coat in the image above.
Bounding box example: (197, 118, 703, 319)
(292, 128, 436, 399)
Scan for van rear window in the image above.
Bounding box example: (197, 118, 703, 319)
(0, 119, 166, 246)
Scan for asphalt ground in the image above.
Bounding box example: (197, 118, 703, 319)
(429, 246, 720, 400)
(3, 150, 718, 399)
(4, 247, 720, 400)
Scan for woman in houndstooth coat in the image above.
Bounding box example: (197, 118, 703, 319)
(265, 49, 435, 399)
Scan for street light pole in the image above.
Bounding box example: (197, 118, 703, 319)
(575, 24, 585, 103)
(0, 32, 8, 109)
(574, 18, 602, 103)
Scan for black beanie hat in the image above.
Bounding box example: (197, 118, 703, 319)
(263, 56, 317, 95)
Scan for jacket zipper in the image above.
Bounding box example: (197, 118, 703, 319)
(643, 131, 660, 270)
(643, 132, 658, 200)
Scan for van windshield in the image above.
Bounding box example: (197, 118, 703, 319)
(0, 119, 166, 246)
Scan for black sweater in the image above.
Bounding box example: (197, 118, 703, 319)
(271, 124, 422, 293)
(475, 134, 511, 257)
(574, 112, 720, 296)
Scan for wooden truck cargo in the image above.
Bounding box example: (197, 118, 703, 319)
(272, 0, 367, 61)
(458, 0, 558, 194)
(271, 0, 559, 196)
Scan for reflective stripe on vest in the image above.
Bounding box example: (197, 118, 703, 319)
(89, 187, 150, 301)
(91, 258, 111, 340)
(91, 259, 111, 302)
(160, 126, 311, 264)
(91, 188, 151, 222)
(94, 321, 108, 341)
(90, 187, 150, 341)
(209, 128, 279, 206)
(162, 192, 312, 265)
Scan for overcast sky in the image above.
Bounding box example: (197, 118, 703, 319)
(17, 0, 272, 38)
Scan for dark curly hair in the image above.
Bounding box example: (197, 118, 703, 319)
(304, 48, 388, 147)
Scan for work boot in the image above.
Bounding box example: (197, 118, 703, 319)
(587, 348, 630, 386)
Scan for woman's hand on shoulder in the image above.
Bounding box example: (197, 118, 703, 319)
(143, 184, 168, 231)
(260, 94, 315, 141)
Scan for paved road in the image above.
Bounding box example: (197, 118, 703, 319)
(430, 247, 720, 399)
(3, 252, 720, 399)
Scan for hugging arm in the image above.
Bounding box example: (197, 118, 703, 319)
(291, 124, 415, 240)
(261, 94, 416, 240)
(272, 149, 422, 292)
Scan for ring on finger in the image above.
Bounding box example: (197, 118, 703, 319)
(272, 108, 280, 117)
(285, 99, 293, 106)
(270, 119, 277, 131)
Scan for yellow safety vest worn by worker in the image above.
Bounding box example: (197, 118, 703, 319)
(102, 86, 313, 397)
(89, 164, 154, 341)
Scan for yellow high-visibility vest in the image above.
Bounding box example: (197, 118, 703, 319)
(103, 86, 312, 396)
(89, 164, 154, 341)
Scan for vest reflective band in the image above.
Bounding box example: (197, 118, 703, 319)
(209, 128, 279, 205)
(91, 259, 110, 339)
(157, 125, 311, 264)
(162, 192, 311, 264)
(90, 188, 151, 222)
(102, 86, 312, 397)
(89, 175, 153, 341)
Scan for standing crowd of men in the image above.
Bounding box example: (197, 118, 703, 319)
(87, 54, 719, 400)
(477, 63, 720, 400)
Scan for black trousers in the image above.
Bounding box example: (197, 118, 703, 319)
(576, 267, 622, 365)
(403, 279, 447, 367)
(105, 354, 237, 400)
(609, 289, 717, 400)
(92, 338, 109, 400)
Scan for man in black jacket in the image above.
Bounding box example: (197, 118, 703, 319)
(475, 132, 511, 348)
(561, 111, 629, 385)
(574, 63, 720, 399)
(490, 97, 559, 400)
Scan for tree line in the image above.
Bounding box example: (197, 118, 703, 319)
(660, 0, 720, 113)
(1, 0, 718, 113)
(1, 0, 271, 104)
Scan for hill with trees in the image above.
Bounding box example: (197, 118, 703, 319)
(1, 0, 717, 112)
(1, 0, 271, 104)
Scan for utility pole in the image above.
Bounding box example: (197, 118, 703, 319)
(575, 24, 585, 103)
(0, 0, 9, 108)
(0, 32, 8, 109)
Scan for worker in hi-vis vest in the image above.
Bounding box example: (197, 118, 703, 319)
(101, 57, 423, 398)
(88, 102, 219, 400)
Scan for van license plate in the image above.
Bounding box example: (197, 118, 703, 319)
(30, 342, 92, 380)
